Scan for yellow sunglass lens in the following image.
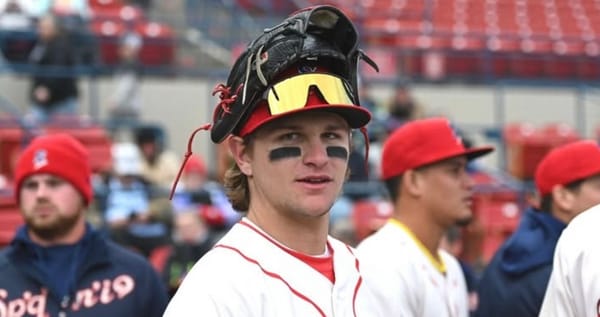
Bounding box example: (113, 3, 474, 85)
(267, 74, 353, 115)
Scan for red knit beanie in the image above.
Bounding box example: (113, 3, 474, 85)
(14, 133, 93, 205)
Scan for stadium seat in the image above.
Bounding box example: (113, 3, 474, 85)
(351, 199, 393, 242)
(90, 5, 145, 25)
(0, 195, 22, 248)
(89, 0, 124, 10)
(90, 20, 127, 65)
(472, 190, 522, 263)
(135, 22, 176, 67)
(0, 128, 25, 180)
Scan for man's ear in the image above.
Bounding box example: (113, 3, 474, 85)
(552, 185, 575, 211)
(403, 169, 423, 198)
(228, 136, 253, 176)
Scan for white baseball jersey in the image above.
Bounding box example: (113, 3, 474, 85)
(357, 219, 469, 317)
(163, 217, 381, 317)
(539, 204, 600, 317)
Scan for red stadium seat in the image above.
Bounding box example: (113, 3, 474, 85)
(90, 20, 127, 65)
(547, 41, 586, 79)
(360, 47, 398, 80)
(511, 38, 553, 78)
(135, 22, 176, 66)
(351, 200, 393, 242)
(445, 36, 486, 76)
(0, 195, 22, 248)
(91, 5, 145, 24)
(472, 190, 522, 263)
(0, 128, 25, 180)
(487, 37, 520, 78)
(89, 0, 124, 10)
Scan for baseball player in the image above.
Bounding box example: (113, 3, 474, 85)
(163, 5, 381, 316)
(539, 202, 600, 317)
(357, 117, 494, 317)
(476, 140, 600, 317)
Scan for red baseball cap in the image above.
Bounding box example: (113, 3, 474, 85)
(381, 117, 494, 180)
(535, 140, 600, 196)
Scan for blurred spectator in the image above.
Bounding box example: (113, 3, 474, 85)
(384, 83, 425, 132)
(27, 13, 79, 124)
(329, 215, 358, 247)
(347, 132, 369, 182)
(134, 124, 181, 190)
(30, 0, 90, 26)
(171, 154, 240, 230)
(358, 81, 378, 117)
(104, 142, 171, 257)
(126, 0, 152, 11)
(0, 133, 168, 316)
(162, 211, 218, 297)
(0, 0, 36, 63)
(0, 0, 34, 27)
(476, 140, 600, 317)
(107, 30, 143, 125)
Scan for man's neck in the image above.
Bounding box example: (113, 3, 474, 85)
(246, 212, 329, 255)
(29, 224, 86, 247)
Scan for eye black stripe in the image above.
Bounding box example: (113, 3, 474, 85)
(269, 147, 302, 161)
(327, 146, 348, 160)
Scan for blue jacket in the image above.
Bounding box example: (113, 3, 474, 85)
(475, 208, 566, 317)
(0, 224, 168, 317)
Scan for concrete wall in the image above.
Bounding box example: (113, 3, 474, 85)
(2, 72, 599, 172)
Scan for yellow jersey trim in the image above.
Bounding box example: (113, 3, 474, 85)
(388, 219, 447, 274)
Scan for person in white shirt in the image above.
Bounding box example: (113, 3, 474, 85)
(539, 202, 600, 317)
(357, 117, 494, 317)
(163, 4, 380, 317)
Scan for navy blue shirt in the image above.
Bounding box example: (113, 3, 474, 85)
(0, 224, 169, 317)
(475, 208, 566, 317)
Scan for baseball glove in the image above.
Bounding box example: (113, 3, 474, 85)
(210, 5, 378, 143)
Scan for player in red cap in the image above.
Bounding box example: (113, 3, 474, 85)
(357, 117, 494, 317)
(164, 5, 382, 316)
(478, 139, 600, 317)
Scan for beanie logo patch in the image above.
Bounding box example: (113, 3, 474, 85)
(33, 149, 48, 170)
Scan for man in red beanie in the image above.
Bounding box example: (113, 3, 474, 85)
(476, 139, 600, 317)
(0, 133, 169, 317)
(164, 4, 382, 316)
(357, 117, 494, 317)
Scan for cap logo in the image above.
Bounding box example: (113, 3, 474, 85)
(33, 149, 48, 170)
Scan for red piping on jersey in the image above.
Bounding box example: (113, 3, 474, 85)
(214, 244, 326, 317)
(237, 219, 362, 317)
(238, 219, 327, 255)
(239, 220, 335, 281)
(346, 244, 362, 317)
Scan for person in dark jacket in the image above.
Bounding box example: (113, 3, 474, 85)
(0, 133, 168, 317)
(27, 13, 79, 124)
(475, 140, 600, 317)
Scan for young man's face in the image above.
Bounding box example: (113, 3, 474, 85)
(416, 156, 475, 227)
(246, 110, 351, 220)
(19, 173, 85, 241)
